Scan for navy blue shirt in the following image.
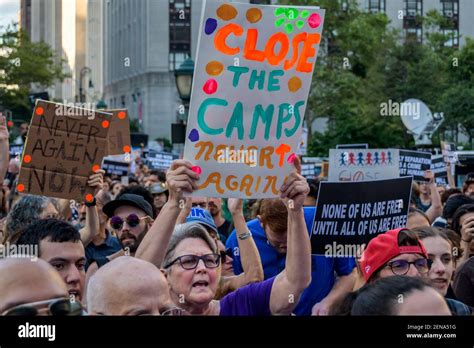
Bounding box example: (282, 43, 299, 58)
(85, 231, 121, 269)
(226, 207, 356, 316)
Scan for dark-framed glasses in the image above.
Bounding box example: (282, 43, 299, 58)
(110, 214, 148, 230)
(386, 258, 433, 276)
(2, 297, 83, 316)
(160, 306, 188, 316)
(164, 253, 221, 270)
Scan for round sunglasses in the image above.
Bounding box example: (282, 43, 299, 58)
(109, 214, 148, 230)
(2, 297, 83, 316)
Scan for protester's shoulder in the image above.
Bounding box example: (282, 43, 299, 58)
(446, 298, 472, 316)
(457, 256, 474, 274)
(222, 276, 276, 303)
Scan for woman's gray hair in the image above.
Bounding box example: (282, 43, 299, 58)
(162, 222, 218, 269)
(5, 195, 52, 243)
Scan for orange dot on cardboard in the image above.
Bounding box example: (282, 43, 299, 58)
(17, 184, 25, 192)
(101, 120, 110, 128)
(36, 107, 44, 116)
(85, 194, 94, 202)
(92, 164, 100, 172)
(123, 145, 131, 153)
(24, 155, 32, 163)
(118, 111, 126, 119)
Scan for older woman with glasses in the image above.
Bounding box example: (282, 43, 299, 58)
(136, 159, 311, 315)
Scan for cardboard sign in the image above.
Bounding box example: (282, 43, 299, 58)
(104, 109, 131, 156)
(102, 157, 130, 177)
(328, 149, 400, 182)
(183, 1, 325, 198)
(145, 151, 179, 171)
(399, 150, 431, 182)
(431, 155, 448, 185)
(311, 177, 412, 256)
(17, 100, 112, 202)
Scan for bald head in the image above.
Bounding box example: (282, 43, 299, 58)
(87, 256, 171, 315)
(0, 258, 68, 313)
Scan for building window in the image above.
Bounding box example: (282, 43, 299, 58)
(443, 29, 459, 47)
(368, 0, 385, 13)
(340, 0, 349, 11)
(405, 0, 422, 17)
(441, 0, 458, 18)
(441, 1, 459, 47)
(169, 0, 191, 71)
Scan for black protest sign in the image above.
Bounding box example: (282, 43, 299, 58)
(102, 158, 130, 176)
(17, 100, 112, 202)
(399, 150, 431, 182)
(431, 155, 448, 185)
(311, 177, 412, 256)
(145, 151, 178, 170)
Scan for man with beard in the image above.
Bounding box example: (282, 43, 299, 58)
(463, 173, 474, 198)
(86, 193, 154, 277)
(208, 198, 232, 239)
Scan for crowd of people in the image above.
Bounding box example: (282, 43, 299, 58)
(0, 116, 473, 316)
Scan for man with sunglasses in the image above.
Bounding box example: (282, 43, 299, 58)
(102, 193, 154, 257)
(360, 227, 468, 315)
(0, 257, 82, 316)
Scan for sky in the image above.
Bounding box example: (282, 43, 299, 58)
(0, 0, 20, 30)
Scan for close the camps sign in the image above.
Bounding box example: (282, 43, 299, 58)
(184, 1, 325, 198)
(17, 100, 112, 202)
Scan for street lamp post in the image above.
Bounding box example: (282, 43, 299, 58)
(79, 67, 93, 103)
(174, 58, 195, 121)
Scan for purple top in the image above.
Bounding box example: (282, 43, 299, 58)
(219, 276, 276, 316)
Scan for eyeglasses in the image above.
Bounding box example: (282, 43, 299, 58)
(2, 297, 83, 316)
(385, 258, 433, 276)
(164, 253, 221, 270)
(110, 214, 148, 230)
(160, 306, 188, 316)
(219, 248, 233, 261)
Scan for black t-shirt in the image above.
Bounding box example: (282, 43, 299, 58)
(218, 219, 232, 238)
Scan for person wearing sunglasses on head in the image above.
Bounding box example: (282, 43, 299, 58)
(136, 159, 311, 315)
(87, 256, 182, 315)
(0, 257, 83, 316)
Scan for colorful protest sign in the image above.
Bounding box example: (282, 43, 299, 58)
(328, 149, 399, 182)
(145, 151, 179, 171)
(17, 100, 112, 202)
(183, 1, 325, 198)
(431, 155, 448, 185)
(399, 150, 431, 182)
(104, 109, 131, 156)
(311, 177, 412, 256)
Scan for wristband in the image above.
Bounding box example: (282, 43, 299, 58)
(85, 197, 97, 207)
(238, 231, 252, 240)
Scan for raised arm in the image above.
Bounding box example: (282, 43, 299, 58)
(221, 198, 263, 293)
(424, 170, 442, 223)
(135, 160, 199, 267)
(270, 158, 311, 315)
(79, 170, 104, 246)
(0, 116, 9, 182)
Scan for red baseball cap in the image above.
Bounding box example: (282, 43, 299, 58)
(360, 228, 428, 282)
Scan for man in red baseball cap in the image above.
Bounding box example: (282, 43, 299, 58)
(360, 228, 431, 283)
